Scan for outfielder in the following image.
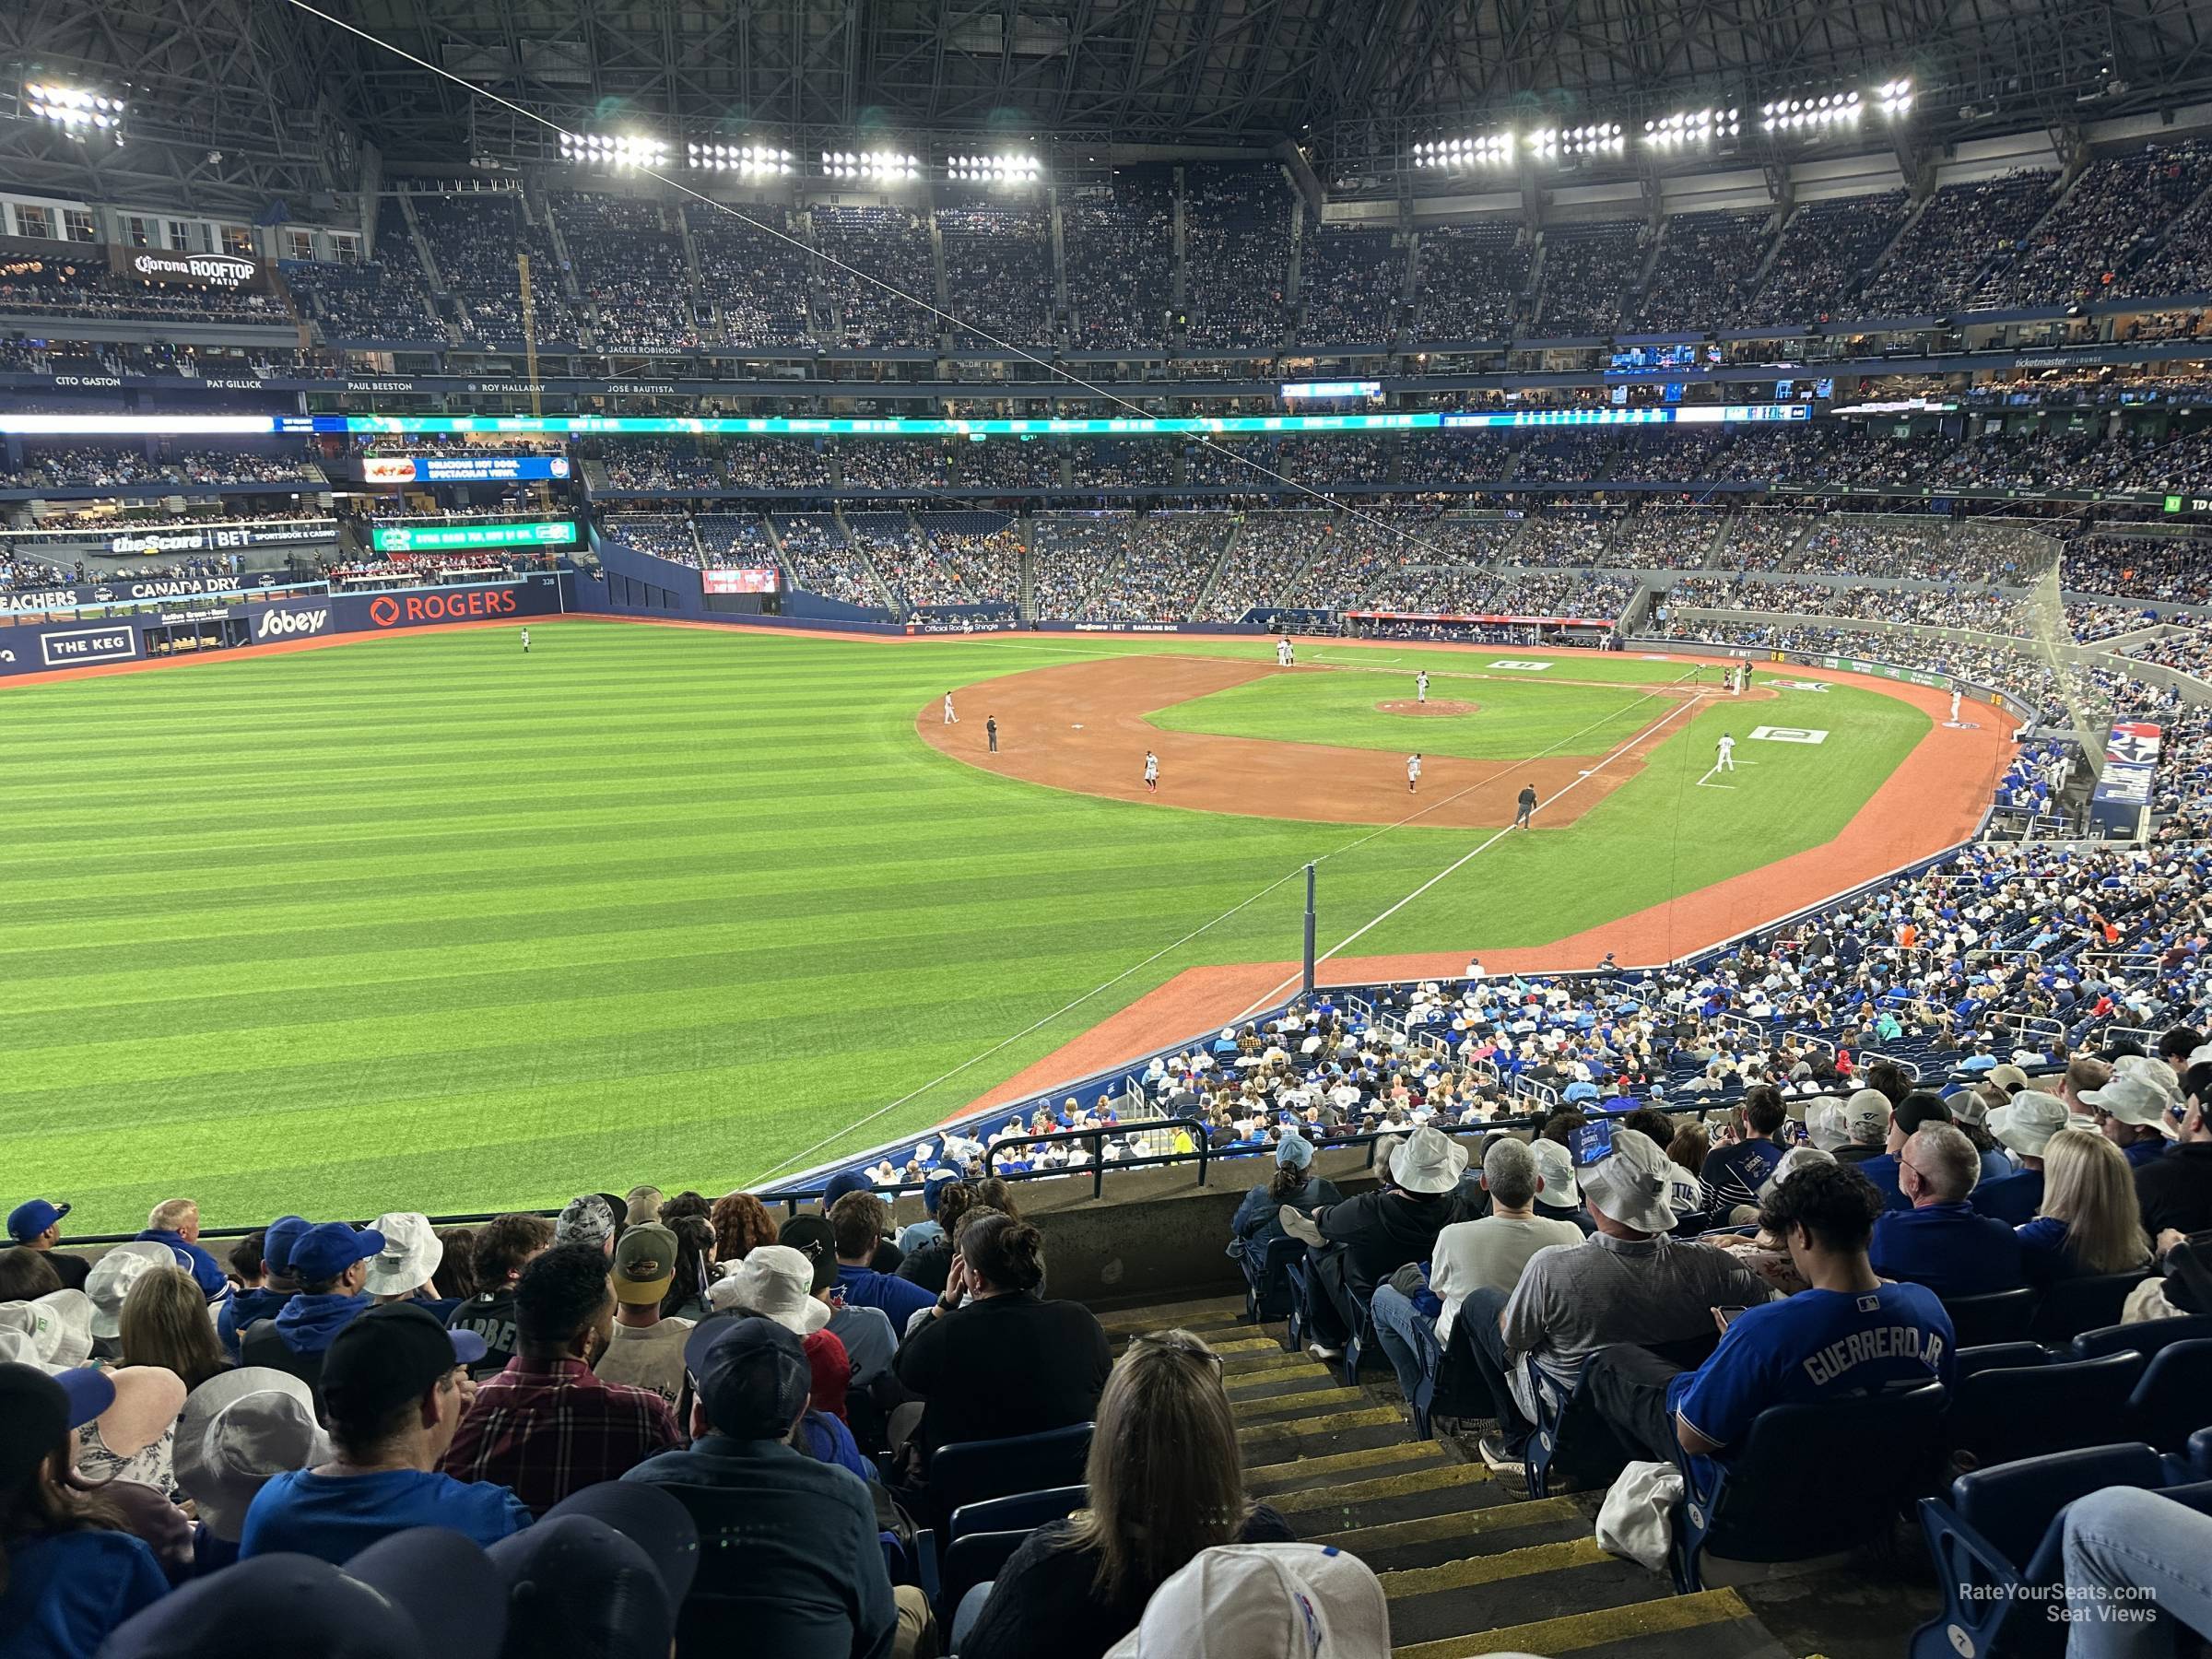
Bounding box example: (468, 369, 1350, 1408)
(1416, 669, 1430, 704)
(1715, 732, 1737, 772)
(520, 627, 531, 653)
(1143, 750, 1159, 794)
(1406, 752, 1423, 794)
(942, 692, 958, 724)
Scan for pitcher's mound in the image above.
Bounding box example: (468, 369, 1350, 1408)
(1377, 699, 1480, 717)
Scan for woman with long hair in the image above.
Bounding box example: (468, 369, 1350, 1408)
(117, 1268, 229, 1394)
(659, 1214, 717, 1322)
(0, 1363, 171, 1655)
(1228, 1132, 1342, 1261)
(2018, 1128, 2153, 1284)
(893, 1212, 1111, 1462)
(709, 1191, 778, 1265)
(960, 1328, 1294, 1659)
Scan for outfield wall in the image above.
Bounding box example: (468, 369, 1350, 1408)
(0, 573, 569, 679)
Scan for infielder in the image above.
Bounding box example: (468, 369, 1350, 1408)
(1715, 731, 1737, 772)
(1515, 782, 1536, 828)
(1143, 750, 1159, 794)
(520, 627, 531, 653)
(1406, 752, 1423, 794)
(1277, 637, 1295, 667)
(987, 716, 999, 754)
(942, 692, 958, 724)
(1417, 669, 1430, 704)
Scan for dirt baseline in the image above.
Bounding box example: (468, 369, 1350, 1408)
(918, 654, 1770, 829)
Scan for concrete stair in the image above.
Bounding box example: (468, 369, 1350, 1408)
(1093, 1294, 1788, 1659)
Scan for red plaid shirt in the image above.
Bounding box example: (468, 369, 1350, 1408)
(440, 1355, 683, 1515)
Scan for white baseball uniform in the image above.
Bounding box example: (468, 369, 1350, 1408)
(520, 628, 530, 653)
(1716, 735, 1736, 772)
(1417, 671, 1430, 703)
(943, 695, 957, 724)
(1144, 754, 1159, 784)
(1277, 639, 1294, 666)
(1406, 755, 1422, 789)
(1949, 688, 1962, 723)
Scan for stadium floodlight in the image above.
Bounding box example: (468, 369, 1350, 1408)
(1641, 107, 1741, 149)
(1758, 89, 1864, 134)
(23, 81, 126, 137)
(1410, 132, 1514, 170)
(1526, 122, 1625, 159)
(1877, 78, 1915, 117)
(946, 153, 1043, 184)
(559, 131, 669, 169)
(688, 141, 792, 176)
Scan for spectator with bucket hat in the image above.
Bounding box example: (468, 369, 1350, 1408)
(0, 1361, 173, 1655)
(1458, 1124, 1771, 1477)
(2129, 1053, 2212, 1239)
(86, 1243, 183, 1362)
(171, 1368, 328, 1570)
(1974, 1090, 2071, 1225)
(2085, 1058, 2185, 1170)
(6, 1197, 89, 1291)
(364, 1213, 451, 1316)
(1529, 1136, 1594, 1234)
(0, 1287, 94, 1372)
(1277, 1124, 1469, 1363)
(712, 1243, 854, 1428)
(238, 1302, 522, 1563)
(239, 1222, 386, 1399)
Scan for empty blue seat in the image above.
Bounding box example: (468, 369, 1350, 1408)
(2125, 1338, 2212, 1455)
(1955, 1343, 2053, 1381)
(1940, 1288, 2040, 1348)
(1242, 1233, 1306, 1325)
(1948, 1349, 2144, 1472)
(947, 1484, 1086, 1545)
(2030, 1272, 2151, 1343)
(927, 1423, 1093, 1537)
(2072, 1313, 2212, 1360)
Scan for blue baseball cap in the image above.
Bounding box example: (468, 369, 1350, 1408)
(6, 1199, 68, 1242)
(684, 1315, 809, 1440)
(263, 1216, 312, 1277)
(290, 1222, 387, 1285)
(818, 1169, 873, 1208)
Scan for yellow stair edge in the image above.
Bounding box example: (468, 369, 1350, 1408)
(1390, 1587, 1759, 1659)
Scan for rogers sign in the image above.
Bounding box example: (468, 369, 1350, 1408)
(368, 587, 522, 628)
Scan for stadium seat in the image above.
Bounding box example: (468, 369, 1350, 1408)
(1939, 1287, 2040, 1347)
(1242, 1234, 1305, 1324)
(926, 1423, 1093, 1536)
(1280, 1254, 1310, 1353)
(2029, 1272, 2151, 1343)
(938, 1530, 1028, 1632)
(2193, 1426, 2212, 1479)
(1528, 1364, 1636, 1500)
(1947, 1349, 2145, 1472)
(1671, 1381, 1947, 1593)
(1911, 1442, 2171, 1659)
(1954, 1342, 2053, 1381)
(946, 1484, 1087, 1544)
(2071, 1313, 2212, 1361)
(2124, 1339, 2212, 1454)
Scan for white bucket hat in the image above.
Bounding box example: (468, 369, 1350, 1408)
(1989, 1092, 2069, 1159)
(0, 1289, 95, 1371)
(708, 1245, 831, 1335)
(362, 1212, 445, 1298)
(2081, 1068, 2180, 1135)
(172, 1368, 328, 1543)
(1578, 1128, 1679, 1234)
(1390, 1126, 1470, 1194)
(84, 1241, 183, 1341)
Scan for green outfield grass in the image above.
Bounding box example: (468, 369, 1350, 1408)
(0, 626, 1929, 1231)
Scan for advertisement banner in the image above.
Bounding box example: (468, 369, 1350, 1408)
(1, 522, 336, 560)
(351, 579, 563, 631)
(1342, 609, 1612, 627)
(0, 571, 293, 615)
(108, 246, 265, 291)
(360, 455, 571, 485)
(2093, 722, 2161, 808)
(701, 568, 779, 594)
(370, 520, 577, 554)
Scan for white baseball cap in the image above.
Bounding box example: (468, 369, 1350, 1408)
(1842, 1088, 1892, 1145)
(1103, 1544, 1391, 1659)
(1528, 1136, 1581, 1208)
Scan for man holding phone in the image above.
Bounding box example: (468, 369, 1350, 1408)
(1465, 1124, 1772, 1478)
(1584, 1159, 1954, 1478)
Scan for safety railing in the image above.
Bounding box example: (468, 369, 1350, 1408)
(1858, 1050, 1924, 1082)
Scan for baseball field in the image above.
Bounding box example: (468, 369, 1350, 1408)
(1, 619, 2003, 1232)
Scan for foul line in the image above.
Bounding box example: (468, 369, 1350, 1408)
(1230, 681, 1715, 1018)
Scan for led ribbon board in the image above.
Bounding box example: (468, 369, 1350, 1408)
(369, 520, 579, 553)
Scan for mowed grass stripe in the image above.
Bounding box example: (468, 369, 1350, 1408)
(0, 628, 1912, 1230)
